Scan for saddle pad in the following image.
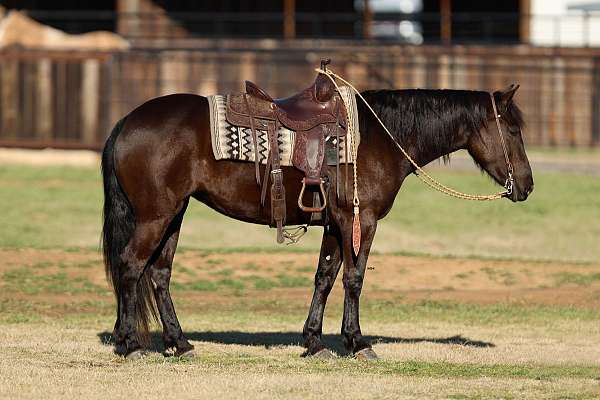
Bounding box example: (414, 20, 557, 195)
(208, 86, 360, 166)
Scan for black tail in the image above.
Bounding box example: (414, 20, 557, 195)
(101, 117, 157, 343)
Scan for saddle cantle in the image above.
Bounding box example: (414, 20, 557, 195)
(225, 60, 349, 243)
(245, 80, 274, 102)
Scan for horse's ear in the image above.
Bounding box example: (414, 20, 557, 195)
(497, 83, 520, 105)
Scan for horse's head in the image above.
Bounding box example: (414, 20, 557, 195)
(467, 84, 534, 202)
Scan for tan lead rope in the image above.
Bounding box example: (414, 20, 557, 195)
(317, 68, 512, 202)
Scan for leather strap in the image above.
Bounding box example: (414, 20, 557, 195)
(260, 151, 272, 207)
(268, 120, 286, 243)
(243, 94, 261, 186)
(310, 191, 323, 223)
(344, 111, 350, 207)
(334, 98, 341, 202)
(269, 120, 282, 181)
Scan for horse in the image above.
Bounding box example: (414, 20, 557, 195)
(101, 83, 533, 360)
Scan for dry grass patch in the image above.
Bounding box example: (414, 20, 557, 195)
(1, 324, 600, 400)
(2, 249, 600, 399)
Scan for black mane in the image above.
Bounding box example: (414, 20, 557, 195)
(358, 89, 524, 162)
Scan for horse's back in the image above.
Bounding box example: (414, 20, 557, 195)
(121, 93, 209, 137)
(115, 92, 211, 159)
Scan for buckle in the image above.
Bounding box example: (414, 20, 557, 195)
(504, 171, 514, 196)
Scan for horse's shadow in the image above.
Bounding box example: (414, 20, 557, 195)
(97, 331, 495, 356)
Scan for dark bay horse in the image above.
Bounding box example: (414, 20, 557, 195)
(102, 84, 533, 359)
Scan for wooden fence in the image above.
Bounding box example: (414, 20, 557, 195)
(0, 43, 599, 149)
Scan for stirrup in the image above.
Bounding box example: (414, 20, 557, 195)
(298, 178, 327, 213)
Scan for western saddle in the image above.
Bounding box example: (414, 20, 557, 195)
(226, 60, 348, 243)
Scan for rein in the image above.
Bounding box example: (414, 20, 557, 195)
(317, 68, 515, 201)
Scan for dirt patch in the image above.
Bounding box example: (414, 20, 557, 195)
(0, 148, 99, 167)
(2, 249, 600, 309)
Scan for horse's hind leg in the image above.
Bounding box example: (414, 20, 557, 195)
(302, 225, 343, 357)
(114, 214, 175, 358)
(149, 200, 195, 357)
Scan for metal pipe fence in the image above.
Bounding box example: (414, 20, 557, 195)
(14, 10, 600, 46)
(0, 45, 598, 150)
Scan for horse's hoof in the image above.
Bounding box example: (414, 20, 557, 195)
(311, 348, 336, 359)
(175, 349, 196, 358)
(354, 348, 379, 361)
(125, 350, 146, 361)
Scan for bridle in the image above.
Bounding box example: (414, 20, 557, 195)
(489, 92, 515, 197)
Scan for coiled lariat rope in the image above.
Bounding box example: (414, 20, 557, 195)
(317, 68, 514, 202)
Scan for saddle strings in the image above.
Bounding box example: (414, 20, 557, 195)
(316, 68, 511, 202)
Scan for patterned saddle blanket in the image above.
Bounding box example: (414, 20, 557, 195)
(207, 86, 360, 166)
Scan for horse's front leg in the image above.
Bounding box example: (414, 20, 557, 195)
(341, 212, 378, 359)
(302, 225, 343, 358)
(303, 225, 342, 358)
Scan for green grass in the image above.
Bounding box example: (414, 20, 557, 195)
(454, 272, 473, 279)
(1, 164, 599, 262)
(240, 275, 278, 290)
(2, 268, 107, 295)
(174, 263, 197, 277)
(0, 165, 101, 249)
(480, 267, 517, 286)
(209, 268, 234, 277)
(172, 277, 247, 292)
(147, 354, 600, 380)
(275, 273, 312, 288)
(170, 270, 311, 292)
(3, 293, 600, 328)
(0, 157, 597, 398)
(172, 279, 219, 292)
(553, 272, 600, 287)
(295, 265, 315, 273)
(361, 300, 600, 326)
(242, 262, 260, 271)
(526, 146, 600, 159)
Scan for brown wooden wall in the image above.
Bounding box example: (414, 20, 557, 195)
(0, 44, 599, 149)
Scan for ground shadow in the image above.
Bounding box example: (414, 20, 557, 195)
(98, 331, 495, 356)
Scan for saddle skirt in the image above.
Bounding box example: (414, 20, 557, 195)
(208, 86, 360, 167)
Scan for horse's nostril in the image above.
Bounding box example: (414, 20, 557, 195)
(526, 184, 534, 195)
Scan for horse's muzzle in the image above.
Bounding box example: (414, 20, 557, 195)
(510, 182, 534, 202)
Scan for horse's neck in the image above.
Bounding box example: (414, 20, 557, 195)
(361, 91, 470, 175)
(395, 122, 468, 169)
(414, 133, 466, 167)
